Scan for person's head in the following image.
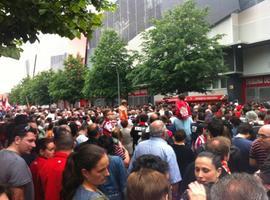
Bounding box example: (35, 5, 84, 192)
(210, 173, 268, 200)
(205, 136, 231, 161)
(174, 129, 186, 142)
(54, 125, 74, 151)
(120, 120, 128, 128)
(62, 144, 109, 200)
(36, 138, 55, 158)
(131, 154, 169, 175)
(121, 99, 127, 106)
(150, 120, 166, 137)
(112, 127, 122, 140)
(68, 121, 78, 137)
(127, 169, 170, 200)
(103, 109, 114, 120)
(258, 125, 270, 140)
(9, 123, 37, 155)
(246, 110, 258, 123)
(0, 184, 11, 200)
(195, 151, 222, 184)
(98, 135, 114, 155)
(178, 94, 185, 100)
(237, 122, 253, 138)
(207, 118, 224, 138)
(138, 113, 148, 123)
(87, 123, 100, 139)
(149, 113, 159, 123)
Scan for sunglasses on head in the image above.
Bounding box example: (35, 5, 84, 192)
(24, 125, 38, 134)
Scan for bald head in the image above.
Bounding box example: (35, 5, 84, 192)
(258, 125, 270, 138)
(150, 120, 166, 137)
(150, 113, 159, 123)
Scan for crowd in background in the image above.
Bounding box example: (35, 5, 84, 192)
(0, 97, 270, 200)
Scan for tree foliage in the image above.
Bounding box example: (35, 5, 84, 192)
(30, 70, 54, 105)
(129, 0, 225, 95)
(49, 55, 86, 104)
(83, 29, 136, 102)
(0, 0, 114, 59)
(9, 77, 32, 105)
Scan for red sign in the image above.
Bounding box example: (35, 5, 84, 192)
(246, 76, 270, 87)
(129, 89, 148, 96)
(185, 95, 227, 102)
(156, 95, 227, 105)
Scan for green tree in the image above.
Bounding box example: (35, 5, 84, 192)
(129, 0, 225, 95)
(9, 83, 23, 105)
(9, 77, 32, 105)
(83, 29, 135, 103)
(30, 70, 54, 105)
(0, 0, 114, 59)
(49, 55, 86, 105)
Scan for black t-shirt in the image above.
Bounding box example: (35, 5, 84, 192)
(172, 144, 195, 176)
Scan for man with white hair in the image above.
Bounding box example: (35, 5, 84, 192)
(128, 120, 181, 200)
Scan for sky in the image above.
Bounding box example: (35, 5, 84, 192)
(0, 34, 70, 94)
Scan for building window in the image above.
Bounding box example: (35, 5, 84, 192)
(212, 80, 219, 89)
(221, 78, 227, 88)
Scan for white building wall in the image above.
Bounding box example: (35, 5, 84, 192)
(209, 16, 235, 45)
(238, 0, 270, 43)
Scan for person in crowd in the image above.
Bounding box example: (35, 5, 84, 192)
(130, 113, 148, 150)
(112, 128, 130, 166)
(172, 129, 195, 176)
(30, 138, 55, 200)
(127, 169, 170, 200)
(0, 184, 12, 200)
(120, 120, 133, 155)
(232, 122, 255, 173)
(118, 100, 128, 122)
(181, 151, 222, 200)
(128, 120, 181, 200)
(130, 154, 169, 175)
(97, 135, 127, 200)
(87, 123, 101, 145)
(39, 125, 73, 200)
(0, 123, 37, 200)
(75, 123, 89, 145)
(174, 94, 193, 147)
(62, 144, 110, 200)
(250, 124, 270, 169)
(181, 136, 231, 193)
(255, 155, 270, 197)
(192, 123, 208, 152)
(210, 173, 268, 200)
(101, 109, 115, 136)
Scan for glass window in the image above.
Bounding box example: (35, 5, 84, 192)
(259, 87, 270, 102)
(221, 78, 227, 88)
(246, 88, 256, 102)
(212, 80, 219, 89)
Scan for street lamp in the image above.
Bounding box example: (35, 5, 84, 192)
(115, 66, 121, 106)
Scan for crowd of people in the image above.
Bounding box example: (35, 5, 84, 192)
(0, 96, 270, 200)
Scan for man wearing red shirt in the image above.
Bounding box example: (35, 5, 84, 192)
(39, 125, 73, 200)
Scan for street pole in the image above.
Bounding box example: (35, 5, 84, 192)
(116, 67, 120, 106)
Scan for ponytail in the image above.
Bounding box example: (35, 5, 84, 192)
(61, 152, 83, 200)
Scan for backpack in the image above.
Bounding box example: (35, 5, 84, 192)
(176, 101, 190, 120)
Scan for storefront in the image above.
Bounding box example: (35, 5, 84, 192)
(243, 75, 270, 103)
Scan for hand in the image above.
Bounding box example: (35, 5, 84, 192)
(187, 181, 206, 200)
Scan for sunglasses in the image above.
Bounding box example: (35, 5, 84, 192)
(24, 125, 38, 134)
